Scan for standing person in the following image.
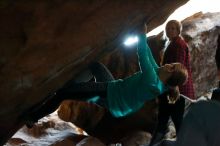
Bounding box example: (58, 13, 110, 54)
(23, 23, 189, 127)
(173, 34, 220, 146)
(151, 34, 220, 146)
(150, 20, 195, 145)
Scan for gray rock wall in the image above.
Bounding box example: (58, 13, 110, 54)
(182, 12, 220, 97)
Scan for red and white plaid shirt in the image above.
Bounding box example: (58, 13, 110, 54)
(162, 36, 195, 99)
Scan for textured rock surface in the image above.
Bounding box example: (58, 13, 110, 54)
(57, 12, 220, 144)
(5, 11, 220, 146)
(7, 112, 86, 146)
(0, 0, 190, 144)
(182, 12, 220, 97)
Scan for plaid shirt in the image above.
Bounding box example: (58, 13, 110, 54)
(162, 36, 195, 99)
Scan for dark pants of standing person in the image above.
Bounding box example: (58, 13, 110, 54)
(174, 100, 220, 146)
(150, 91, 185, 145)
(23, 62, 114, 124)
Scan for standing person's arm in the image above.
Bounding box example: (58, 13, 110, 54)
(166, 40, 187, 102)
(172, 42, 186, 64)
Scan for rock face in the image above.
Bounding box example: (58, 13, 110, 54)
(0, 0, 191, 144)
(182, 12, 220, 97)
(57, 12, 220, 144)
(7, 112, 86, 146)
(3, 5, 220, 146)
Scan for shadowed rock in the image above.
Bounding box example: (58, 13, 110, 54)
(57, 12, 220, 144)
(0, 0, 189, 144)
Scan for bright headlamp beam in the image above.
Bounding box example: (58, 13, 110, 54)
(123, 36, 138, 46)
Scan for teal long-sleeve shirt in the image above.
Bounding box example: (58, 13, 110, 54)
(106, 34, 167, 117)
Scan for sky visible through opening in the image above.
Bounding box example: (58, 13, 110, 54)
(148, 0, 220, 36)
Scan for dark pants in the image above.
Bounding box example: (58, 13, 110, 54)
(151, 101, 220, 146)
(150, 92, 185, 145)
(25, 62, 114, 122)
(174, 101, 220, 146)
